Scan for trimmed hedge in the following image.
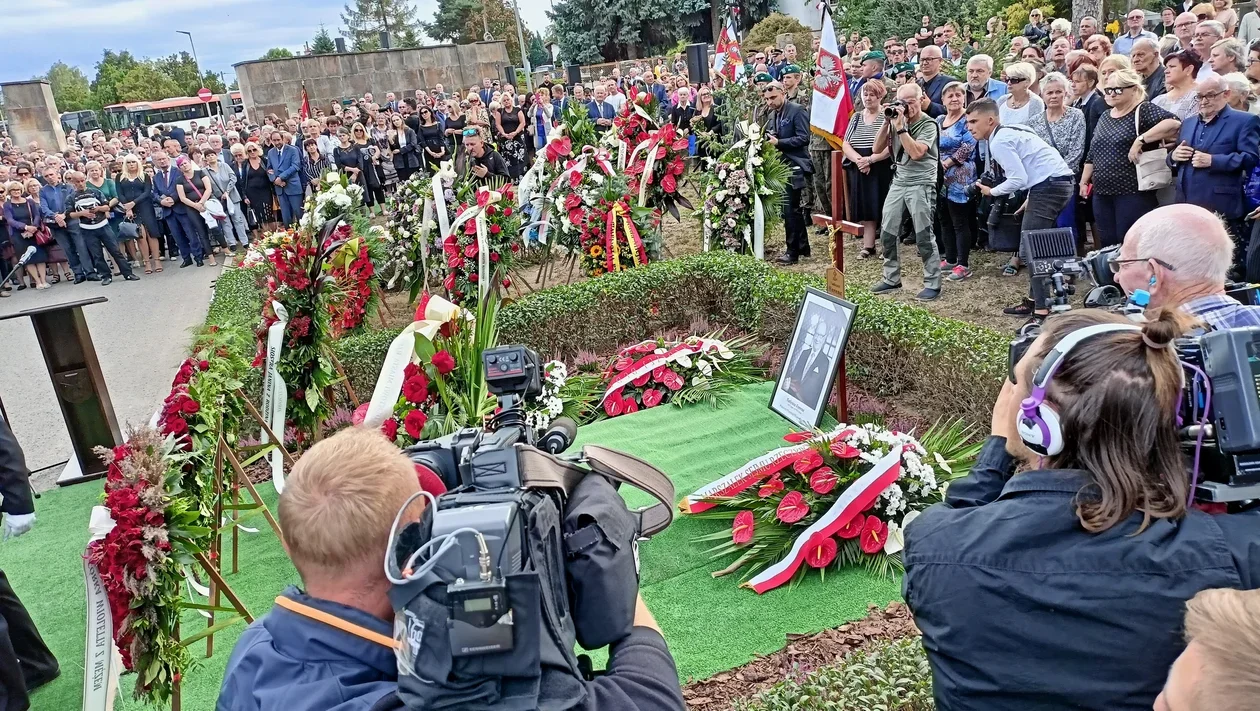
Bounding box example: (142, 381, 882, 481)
(206, 265, 264, 328)
(498, 252, 1008, 427)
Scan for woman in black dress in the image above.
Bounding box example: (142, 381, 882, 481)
(334, 127, 366, 191)
(389, 114, 421, 184)
(351, 121, 386, 215)
(693, 87, 722, 159)
(117, 154, 162, 274)
(417, 106, 448, 174)
(493, 92, 527, 179)
(839, 81, 893, 259)
(443, 99, 468, 160)
(241, 142, 277, 235)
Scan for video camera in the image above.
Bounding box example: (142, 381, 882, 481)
(384, 345, 675, 709)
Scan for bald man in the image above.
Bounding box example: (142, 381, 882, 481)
(918, 45, 949, 117)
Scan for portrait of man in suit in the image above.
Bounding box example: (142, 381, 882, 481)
(772, 290, 856, 429)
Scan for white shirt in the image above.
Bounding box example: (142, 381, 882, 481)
(987, 124, 1074, 196)
(606, 92, 626, 112)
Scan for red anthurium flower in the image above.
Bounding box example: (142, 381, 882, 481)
(804, 535, 838, 568)
(809, 467, 838, 495)
(624, 398, 639, 414)
(614, 356, 633, 372)
(447, 256, 465, 269)
(757, 476, 784, 498)
(568, 208, 585, 226)
(661, 174, 676, 194)
(663, 371, 684, 391)
(859, 515, 888, 554)
(463, 220, 477, 235)
(546, 136, 572, 162)
(732, 511, 755, 545)
(652, 366, 669, 382)
(793, 450, 823, 474)
(776, 491, 810, 524)
(641, 389, 663, 408)
(604, 396, 624, 417)
(837, 515, 863, 539)
(464, 242, 479, 258)
(633, 371, 652, 387)
(476, 190, 491, 207)
(830, 439, 861, 459)
(443, 273, 456, 291)
(442, 238, 458, 256)
(783, 431, 813, 443)
(564, 192, 582, 210)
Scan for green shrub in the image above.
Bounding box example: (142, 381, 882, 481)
(499, 252, 1008, 427)
(332, 327, 403, 400)
(735, 637, 934, 711)
(206, 266, 264, 328)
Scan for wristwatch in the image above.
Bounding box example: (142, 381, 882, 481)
(897, 128, 909, 135)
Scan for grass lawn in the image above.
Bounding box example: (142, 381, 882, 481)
(19, 381, 900, 709)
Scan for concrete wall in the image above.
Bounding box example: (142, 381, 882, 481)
(0, 81, 66, 152)
(234, 42, 511, 120)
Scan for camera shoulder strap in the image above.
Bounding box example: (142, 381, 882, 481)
(517, 445, 676, 537)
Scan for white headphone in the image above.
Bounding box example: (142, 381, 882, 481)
(1016, 323, 1141, 456)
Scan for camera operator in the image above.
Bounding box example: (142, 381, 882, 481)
(870, 83, 944, 301)
(1155, 588, 1260, 711)
(217, 426, 685, 711)
(1116, 203, 1260, 328)
(965, 97, 1076, 325)
(903, 308, 1260, 711)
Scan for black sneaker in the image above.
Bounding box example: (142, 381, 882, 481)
(179, 260, 193, 269)
(916, 287, 941, 301)
(73, 276, 86, 284)
(101, 277, 113, 286)
(1003, 299, 1035, 316)
(195, 260, 204, 267)
(123, 274, 140, 282)
(871, 281, 902, 294)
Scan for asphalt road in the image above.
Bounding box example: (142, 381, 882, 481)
(0, 258, 224, 490)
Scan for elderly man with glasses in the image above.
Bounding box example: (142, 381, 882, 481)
(1169, 73, 1260, 277)
(1116, 9, 1159, 55)
(1194, 21, 1228, 80)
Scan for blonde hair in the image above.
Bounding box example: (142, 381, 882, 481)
(1183, 588, 1260, 709)
(1100, 54, 1133, 75)
(84, 160, 104, 178)
(121, 155, 143, 179)
(1003, 61, 1037, 84)
(1191, 2, 1217, 19)
(5, 180, 26, 197)
(1107, 67, 1149, 100)
(279, 427, 421, 582)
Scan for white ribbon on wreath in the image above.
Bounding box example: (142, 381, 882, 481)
(83, 507, 123, 711)
(415, 161, 456, 290)
(736, 121, 766, 260)
(362, 295, 462, 428)
(260, 301, 289, 494)
(447, 187, 499, 302)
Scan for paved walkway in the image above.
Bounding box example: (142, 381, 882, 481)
(0, 259, 225, 488)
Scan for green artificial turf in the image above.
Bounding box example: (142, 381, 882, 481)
(16, 381, 900, 709)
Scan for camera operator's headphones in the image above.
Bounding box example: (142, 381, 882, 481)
(1017, 323, 1140, 456)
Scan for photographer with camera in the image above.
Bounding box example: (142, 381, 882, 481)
(903, 308, 1260, 711)
(964, 97, 1076, 325)
(870, 83, 944, 301)
(218, 426, 685, 711)
(1115, 203, 1260, 328)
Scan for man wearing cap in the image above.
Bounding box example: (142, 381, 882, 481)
(768, 47, 787, 79)
(854, 51, 895, 110)
(890, 63, 917, 86)
(764, 81, 814, 264)
(917, 45, 951, 117)
(752, 72, 777, 129)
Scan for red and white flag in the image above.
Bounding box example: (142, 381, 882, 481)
(713, 16, 744, 81)
(298, 82, 311, 121)
(810, 3, 854, 149)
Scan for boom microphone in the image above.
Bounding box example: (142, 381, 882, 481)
(1, 247, 38, 288)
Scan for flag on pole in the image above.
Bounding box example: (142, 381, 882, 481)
(713, 16, 745, 81)
(810, 2, 853, 150)
(298, 82, 311, 120)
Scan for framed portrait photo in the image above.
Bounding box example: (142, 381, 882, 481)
(770, 287, 858, 430)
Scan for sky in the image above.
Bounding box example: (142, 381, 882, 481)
(0, 0, 551, 88)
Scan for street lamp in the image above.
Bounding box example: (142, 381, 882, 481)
(510, 0, 533, 92)
(176, 30, 201, 88)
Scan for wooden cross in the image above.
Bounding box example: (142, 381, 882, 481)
(809, 151, 861, 424)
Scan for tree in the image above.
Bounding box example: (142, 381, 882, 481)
(312, 24, 338, 54)
(260, 47, 295, 60)
(528, 35, 549, 66)
(41, 62, 93, 112)
(201, 71, 228, 94)
(155, 52, 201, 96)
(91, 50, 140, 107)
(744, 13, 813, 55)
(342, 0, 421, 50)
(396, 26, 423, 47)
(229, 79, 240, 90)
(115, 63, 182, 103)
(548, 0, 708, 63)
(424, 0, 533, 65)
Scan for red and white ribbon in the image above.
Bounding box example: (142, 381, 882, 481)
(744, 446, 902, 594)
(599, 338, 731, 405)
(680, 426, 851, 513)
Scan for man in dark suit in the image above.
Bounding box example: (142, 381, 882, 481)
(764, 81, 813, 264)
(0, 413, 59, 710)
(167, 123, 187, 149)
(588, 85, 616, 132)
(1170, 73, 1260, 276)
(479, 78, 495, 105)
(266, 132, 303, 227)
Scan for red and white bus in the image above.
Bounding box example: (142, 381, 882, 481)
(104, 91, 244, 136)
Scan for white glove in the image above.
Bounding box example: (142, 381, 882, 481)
(3, 513, 35, 541)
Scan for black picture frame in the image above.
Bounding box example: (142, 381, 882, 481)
(769, 287, 858, 430)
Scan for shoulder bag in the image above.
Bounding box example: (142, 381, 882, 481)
(27, 202, 54, 246)
(1133, 105, 1172, 191)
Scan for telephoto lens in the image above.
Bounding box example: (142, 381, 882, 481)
(884, 104, 900, 119)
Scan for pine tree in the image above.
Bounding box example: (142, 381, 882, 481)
(342, 0, 421, 49)
(312, 24, 338, 54)
(528, 36, 550, 67)
(424, 0, 530, 65)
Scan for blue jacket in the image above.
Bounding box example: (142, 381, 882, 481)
(217, 587, 400, 711)
(1171, 105, 1260, 219)
(38, 182, 73, 222)
(151, 165, 183, 217)
(168, 125, 187, 148)
(904, 436, 1260, 711)
(267, 145, 303, 196)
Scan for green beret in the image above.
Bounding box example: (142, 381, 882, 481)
(754, 72, 775, 84)
(862, 50, 886, 63)
(782, 63, 803, 75)
(891, 62, 916, 77)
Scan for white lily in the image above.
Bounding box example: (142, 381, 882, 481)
(883, 511, 922, 555)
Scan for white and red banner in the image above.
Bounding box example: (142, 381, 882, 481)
(810, 3, 854, 146)
(680, 426, 850, 513)
(713, 17, 745, 81)
(261, 301, 289, 494)
(744, 446, 901, 594)
(600, 338, 733, 405)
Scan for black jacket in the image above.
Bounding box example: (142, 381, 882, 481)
(904, 436, 1260, 711)
(0, 415, 33, 516)
(920, 73, 952, 118)
(769, 101, 813, 188)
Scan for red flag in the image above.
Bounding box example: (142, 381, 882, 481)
(713, 17, 744, 81)
(299, 83, 311, 120)
(809, 3, 853, 149)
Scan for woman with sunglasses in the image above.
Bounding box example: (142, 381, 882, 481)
(443, 100, 468, 157)
(1080, 68, 1181, 248)
(416, 106, 448, 175)
(388, 114, 421, 183)
(4, 180, 50, 290)
(117, 155, 163, 274)
(350, 122, 386, 216)
(996, 62, 1045, 127)
(466, 92, 490, 131)
(241, 141, 277, 236)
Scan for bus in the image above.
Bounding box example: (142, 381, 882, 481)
(103, 91, 244, 138)
(60, 110, 102, 141)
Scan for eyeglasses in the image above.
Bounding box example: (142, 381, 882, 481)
(1197, 13, 1209, 20)
(1005, 77, 1027, 84)
(1109, 255, 1177, 273)
(1201, 89, 1228, 99)
(1102, 86, 1135, 96)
